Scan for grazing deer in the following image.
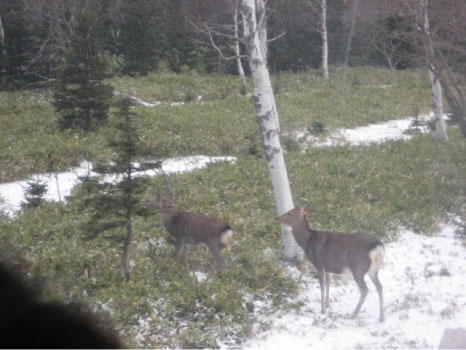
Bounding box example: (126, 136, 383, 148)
(161, 198, 234, 276)
(277, 202, 385, 321)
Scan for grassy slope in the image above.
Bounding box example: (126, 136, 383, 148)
(0, 67, 465, 348)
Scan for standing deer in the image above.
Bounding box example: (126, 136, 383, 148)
(161, 198, 234, 276)
(277, 202, 385, 321)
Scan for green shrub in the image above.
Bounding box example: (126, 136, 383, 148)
(1, 67, 465, 347)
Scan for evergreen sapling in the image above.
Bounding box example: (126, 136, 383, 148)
(21, 178, 47, 210)
(52, 8, 113, 132)
(79, 99, 160, 281)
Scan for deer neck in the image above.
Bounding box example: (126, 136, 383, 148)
(290, 219, 314, 249)
(161, 206, 176, 227)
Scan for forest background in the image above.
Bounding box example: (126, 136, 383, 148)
(0, 0, 465, 348)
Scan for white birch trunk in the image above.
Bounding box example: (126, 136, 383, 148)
(242, 2, 278, 131)
(234, 0, 247, 91)
(421, 0, 449, 141)
(0, 12, 6, 56)
(255, 0, 268, 67)
(241, 0, 302, 263)
(428, 71, 448, 141)
(343, 0, 359, 67)
(321, 0, 329, 80)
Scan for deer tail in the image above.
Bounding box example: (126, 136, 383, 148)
(220, 227, 234, 246)
(368, 244, 384, 277)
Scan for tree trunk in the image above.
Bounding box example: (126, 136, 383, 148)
(320, 0, 329, 80)
(234, 0, 247, 92)
(428, 71, 449, 141)
(121, 215, 133, 282)
(343, 0, 359, 67)
(255, 0, 268, 67)
(421, 0, 449, 141)
(121, 170, 133, 282)
(241, 0, 303, 264)
(439, 71, 466, 138)
(385, 54, 398, 86)
(0, 12, 6, 56)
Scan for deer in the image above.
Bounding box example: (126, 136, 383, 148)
(161, 198, 234, 276)
(277, 202, 385, 321)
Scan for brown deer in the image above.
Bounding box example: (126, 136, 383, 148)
(277, 202, 385, 321)
(161, 198, 234, 276)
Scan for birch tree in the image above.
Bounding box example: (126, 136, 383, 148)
(255, 0, 268, 66)
(0, 11, 6, 57)
(185, 0, 247, 90)
(234, 0, 247, 91)
(320, 0, 329, 80)
(378, 0, 460, 139)
(426, 0, 466, 138)
(303, 0, 329, 79)
(241, 0, 303, 264)
(419, 0, 448, 141)
(343, 0, 360, 67)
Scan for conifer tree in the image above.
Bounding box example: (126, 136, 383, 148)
(21, 178, 47, 210)
(79, 99, 160, 281)
(53, 6, 113, 132)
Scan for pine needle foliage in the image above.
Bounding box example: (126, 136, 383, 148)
(78, 99, 160, 281)
(21, 178, 47, 210)
(52, 7, 113, 132)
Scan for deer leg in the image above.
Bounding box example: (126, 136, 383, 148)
(317, 270, 326, 314)
(174, 241, 191, 273)
(207, 242, 227, 275)
(351, 273, 369, 319)
(206, 244, 219, 279)
(207, 259, 217, 278)
(369, 272, 384, 321)
(325, 272, 331, 308)
(174, 240, 184, 266)
(182, 244, 190, 271)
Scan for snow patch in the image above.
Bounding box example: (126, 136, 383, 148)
(241, 222, 466, 349)
(194, 271, 209, 282)
(294, 113, 440, 149)
(0, 155, 236, 216)
(170, 101, 185, 106)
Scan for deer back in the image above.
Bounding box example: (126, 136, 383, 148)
(169, 211, 231, 244)
(307, 230, 383, 274)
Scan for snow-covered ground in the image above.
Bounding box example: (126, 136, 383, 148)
(239, 113, 465, 349)
(242, 222, 466, 349)
(1, 114, 463, 349)
(0, 113, 441, 215)
(294, 113, 436, 148)
(0, 155, 235, 216)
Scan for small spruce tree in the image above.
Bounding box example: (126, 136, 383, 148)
(53, 7, 113, 132)
(79, 99, 160, 281)
(21, 178, 47, 209)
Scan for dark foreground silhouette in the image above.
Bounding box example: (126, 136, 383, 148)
(0, 263, 122, 349)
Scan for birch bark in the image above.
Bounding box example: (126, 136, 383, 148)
(421, 0, 449, 141)
(343, 0, 359, 67)
(0, 12, 6, 56)
(255, 0, 268, 66)
(234, 0, 247, 91)
(320, 0, 329, 80)
(241, 0, 302, 263)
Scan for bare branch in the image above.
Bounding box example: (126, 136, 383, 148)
(268, 31, 285, 43)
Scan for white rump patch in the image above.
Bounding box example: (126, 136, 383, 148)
(220, 229, 234, 246)
(341, 267, 351, 276)
(368, 245, 385, 277)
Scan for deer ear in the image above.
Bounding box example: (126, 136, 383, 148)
(300, 202, 310, 215)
